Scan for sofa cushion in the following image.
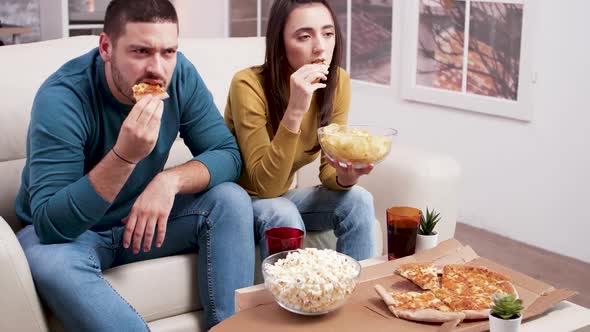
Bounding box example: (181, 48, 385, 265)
(0, 158, 25, 231)
(177, 37, 265, 112)
(0, 36, 98, 162)
(0, 219, 49, 331)
(103, 254, 200, 323)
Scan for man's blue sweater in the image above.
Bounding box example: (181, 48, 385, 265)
(15, 49, 242, 244)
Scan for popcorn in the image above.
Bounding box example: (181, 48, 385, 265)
(263, 248, 360, 313)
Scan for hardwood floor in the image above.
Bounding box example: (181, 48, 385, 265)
(454, 223, 590, 308)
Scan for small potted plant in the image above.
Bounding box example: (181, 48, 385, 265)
(489, 293, 524, 332)
(415, 207, 441, 251)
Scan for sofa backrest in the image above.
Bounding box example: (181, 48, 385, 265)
(0, 36, 266, 232)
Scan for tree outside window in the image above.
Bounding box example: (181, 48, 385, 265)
(417, 0, 524, 101)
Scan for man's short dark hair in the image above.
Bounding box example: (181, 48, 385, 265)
(104, 0, 178, 44)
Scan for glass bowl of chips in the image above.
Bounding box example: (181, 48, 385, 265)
(318, 124, 397, 169)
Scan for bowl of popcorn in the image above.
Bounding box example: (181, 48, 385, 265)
(262, 248, 361, 315)
(318, 124, 397, 169)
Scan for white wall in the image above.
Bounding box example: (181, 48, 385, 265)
(175, 0, 227, 38)
(347, 0, 590, 263)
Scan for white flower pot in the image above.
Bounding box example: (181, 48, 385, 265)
(489, 312, 522, 332)
(415, 231, 439, 252)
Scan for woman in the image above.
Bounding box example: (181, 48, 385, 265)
(224, 0, 376, 260)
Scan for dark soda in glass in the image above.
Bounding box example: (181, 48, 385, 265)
(386, 207, 421, 260)
(387, 221, 418, 259)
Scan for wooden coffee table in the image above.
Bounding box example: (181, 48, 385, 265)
(213, 255, 590, 331)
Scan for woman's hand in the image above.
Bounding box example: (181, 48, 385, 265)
(325, 156, 374, 187)
(282, 64, 329, 132)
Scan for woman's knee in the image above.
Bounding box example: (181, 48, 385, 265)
(351, 186, 374, 204)
(338, 186, 376, 232)
(253, 197, 304, 230)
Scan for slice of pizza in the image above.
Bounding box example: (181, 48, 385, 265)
(397, 262, 441, 290)
(375, 284, 465, 323)
(132, 83, 169, 101)
(436, 265, 519, 320)
(433, 288, 493, 319)
(441, 265, 516, 295)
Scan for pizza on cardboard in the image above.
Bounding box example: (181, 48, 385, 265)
(375, 262, 519, 323)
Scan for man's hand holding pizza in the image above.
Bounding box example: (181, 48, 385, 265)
(112, 94, 164, 164)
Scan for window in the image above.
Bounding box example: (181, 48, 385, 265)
(350, 0, 392, 85)
(228, 0, 393, 86)
(401, 0, 535, 120)
(229, 0, 257, 37)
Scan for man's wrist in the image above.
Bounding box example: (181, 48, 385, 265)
(109, 149, 137, 168)
(158, 170, 181, 194)
(111, 147, 138, 164)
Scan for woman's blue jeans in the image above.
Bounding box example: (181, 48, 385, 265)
(17, 182, 254, 332)
(252, 185, 376, 261)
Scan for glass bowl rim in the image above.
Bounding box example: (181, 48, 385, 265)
(317, 124, 398, 137)
(261, 249, 362, 282)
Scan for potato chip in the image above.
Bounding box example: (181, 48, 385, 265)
(318, 124, 394, 165)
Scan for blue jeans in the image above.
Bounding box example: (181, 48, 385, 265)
(17, 182, 254, 332)
(252, 185, 376, 260)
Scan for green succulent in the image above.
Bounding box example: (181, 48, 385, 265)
(491, 293, 523, 320)
(419, 207, 441, 235)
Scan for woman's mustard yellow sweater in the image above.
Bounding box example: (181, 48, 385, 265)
(224, 65, 351, 198)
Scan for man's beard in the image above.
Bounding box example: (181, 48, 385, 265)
(110, 57, 135, 103)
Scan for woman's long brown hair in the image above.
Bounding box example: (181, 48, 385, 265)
(262, 0, 343, 152)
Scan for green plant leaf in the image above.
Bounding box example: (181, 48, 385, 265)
(490, 293, 523, 319)
(419, 207, 441, 235)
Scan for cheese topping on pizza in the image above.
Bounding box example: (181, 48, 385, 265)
(391, 291, 452, 312)
(441, 265, 516, 297)
(132, 83, 168, 100)
(433, 287, 489, 311)
(398, 263, 440, 290)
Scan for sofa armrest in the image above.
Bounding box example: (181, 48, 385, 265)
(0, 217, 49, 332)
(296, 144, 461, 255)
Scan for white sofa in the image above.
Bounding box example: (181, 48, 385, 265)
(0, 36, 461, 332)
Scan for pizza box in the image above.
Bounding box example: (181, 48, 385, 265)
(212, 239, 577, 332)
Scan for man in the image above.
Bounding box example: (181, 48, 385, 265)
(15, 0, 254, 330)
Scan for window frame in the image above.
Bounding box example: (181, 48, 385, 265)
(400, 0, 537, 121)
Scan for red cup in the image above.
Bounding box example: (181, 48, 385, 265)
(265, 227, 304, 256)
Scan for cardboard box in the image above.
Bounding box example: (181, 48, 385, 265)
(212, 239, 577, 331)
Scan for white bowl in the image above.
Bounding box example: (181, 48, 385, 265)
(318, 124, 397, 169)
(262, 249, 361, 315)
